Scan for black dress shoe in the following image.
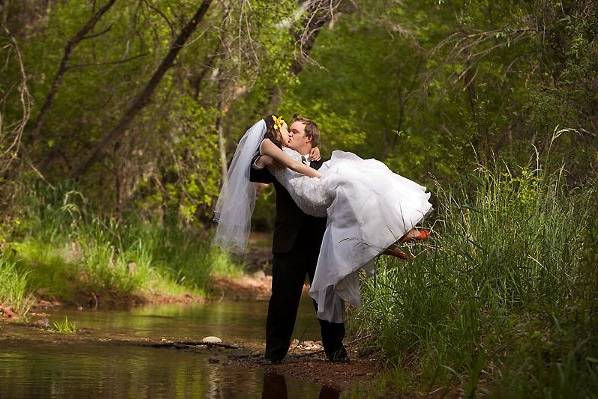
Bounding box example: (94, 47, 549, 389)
(327, 347, 350, 363)
(329, 355, 350, 363)
(263, 357, 283, 365)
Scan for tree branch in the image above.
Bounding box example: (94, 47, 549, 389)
(291, 0, 344, 75)
(27, 0, 119, 145)
(69, 52, 149, 69)
(0, 27, 31, 175)
(71, 0, 213, 180)
(80, 25, 113, 41)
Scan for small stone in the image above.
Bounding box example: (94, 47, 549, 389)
(0, 305, 15, 319)
(127, 262, 137, 274)
(208, 357, 220, 364)
(252, 270, 266, 279)
(34, 318, 50, 328)
(202, 336, 222, 344)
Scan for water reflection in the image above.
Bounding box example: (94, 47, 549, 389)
(0, 298, 339, 398)
(45, 297, 321, 343)
(0, 342, 331, 398)
(262, 372, 340, 399)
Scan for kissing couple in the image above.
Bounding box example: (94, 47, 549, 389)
(213, 114, 432, 364)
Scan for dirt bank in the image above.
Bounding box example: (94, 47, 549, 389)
(0, 271, 275, 321)
(228, 343, 382, 392)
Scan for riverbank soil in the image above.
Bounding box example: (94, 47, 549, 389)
(229, 347, 382, 392)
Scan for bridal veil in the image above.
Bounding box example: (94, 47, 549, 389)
(213, 119, 266, 253)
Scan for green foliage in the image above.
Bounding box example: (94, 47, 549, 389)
(3, 0, 593, 226)
(282, 0, 596, 186)
(352, 165, 597, 396)
(138, 96, 223, 222)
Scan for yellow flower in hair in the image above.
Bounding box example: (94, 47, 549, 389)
(272, 115, 285, 130)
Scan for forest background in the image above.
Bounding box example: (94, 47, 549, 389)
(0, 0, 596, 397)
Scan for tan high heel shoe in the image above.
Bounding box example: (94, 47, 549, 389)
(400, 228, 431, 243)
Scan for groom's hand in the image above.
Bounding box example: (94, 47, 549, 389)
(255, 182, 269, 195)
(309, 147, 321, 161)
(250, 163, 274, 183)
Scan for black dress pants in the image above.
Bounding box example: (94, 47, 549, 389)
(265, 247, 345, 361)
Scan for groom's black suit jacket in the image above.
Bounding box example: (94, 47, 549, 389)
(250, 160, 327, 254)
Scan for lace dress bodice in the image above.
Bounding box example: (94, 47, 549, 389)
(267, 147, 331, 218)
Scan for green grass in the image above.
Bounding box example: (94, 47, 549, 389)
(1, 185, 243, 312)
(51, 316, 77, 334)
(0, 254, 34, 317)
(348, 166, 597, 398)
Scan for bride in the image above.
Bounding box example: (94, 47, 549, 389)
(214, 115, 433, 323)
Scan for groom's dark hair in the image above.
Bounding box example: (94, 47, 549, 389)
(292, 114, 320, 147)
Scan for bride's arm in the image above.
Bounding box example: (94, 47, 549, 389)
(260, 139, 322, 178)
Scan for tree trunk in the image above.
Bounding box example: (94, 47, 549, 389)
(216, 113, 228, 184)
(386, 58, 423, 157)
(0, 0, 9, 28)
(204, 3, 231, 183)
(28, 0, 118, 145)
(462, 61, 486, 159)
(71, 0, 213, 180)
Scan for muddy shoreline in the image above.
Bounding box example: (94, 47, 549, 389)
(1, 319, 383, 392)
(1, 271, 281, 320)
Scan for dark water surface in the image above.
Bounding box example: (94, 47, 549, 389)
(0, 297, 341, 398)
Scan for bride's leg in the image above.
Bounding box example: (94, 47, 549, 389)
(384, 227, 431, 260)
(383, 244, 413, 260)
(384, 228, 431, 259)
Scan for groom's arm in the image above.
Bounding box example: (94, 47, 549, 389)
(249, 164, 274, 184)
(249, 153, 328, 182)
(310, 158, 327, 171)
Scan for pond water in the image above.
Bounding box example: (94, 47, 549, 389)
(0, 297, 342, 398)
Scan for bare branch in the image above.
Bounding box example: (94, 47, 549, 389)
(71, 0, 214, 179)
(292, 0, 345, 74)
(421, 27, 539, 93)
(0, 28, 31, 175)
(27, 0, 119, 145)
(143, 0, 176, 38)
(81, 24, 113, 41)
(69, 52, 149, 69)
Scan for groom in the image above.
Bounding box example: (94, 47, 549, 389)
(250, 115, 348, 364)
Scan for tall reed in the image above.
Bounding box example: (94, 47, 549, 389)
(0, 254, 34, 317)
(354, 165, 597, 397)
(9, 184, 241, 305)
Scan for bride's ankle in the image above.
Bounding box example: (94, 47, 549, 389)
(384, 245, 413, 260)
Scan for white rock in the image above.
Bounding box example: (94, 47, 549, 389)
(202, 336, 222, 344)
(252, 270, 266, 279)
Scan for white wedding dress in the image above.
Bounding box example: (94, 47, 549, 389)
(267, 146, 433, 323)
